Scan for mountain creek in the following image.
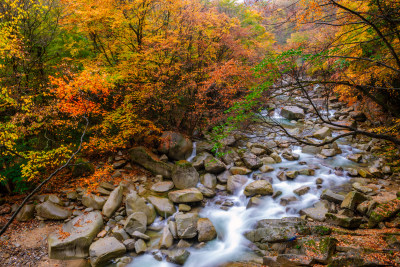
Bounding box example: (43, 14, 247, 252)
(1, 88, 400, 267)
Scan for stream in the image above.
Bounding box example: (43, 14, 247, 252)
(127, 109, 362, 267)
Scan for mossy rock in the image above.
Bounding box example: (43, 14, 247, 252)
(311, 225, 332, 236)
(71, 159, 95, 178)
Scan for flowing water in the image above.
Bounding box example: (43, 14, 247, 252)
(128, 110, 360, 267)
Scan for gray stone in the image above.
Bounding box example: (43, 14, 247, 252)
(352, 182, 373, 194)
(124, 212, 147, 235)
(300, 201, 329, 221)
(82, 194, 106, 210)
(131, 231, 150, 241)
(302, 145, 322, 154)
(100, 182, 115, 191)
(321, 189, 345, 204)
(158, 131, 193, 161)
(321, 149, 337, 157)
(280, 196, 298, 206)
(270, 152, 282, 163)
(159, 226, 174, 249)
(36, 201, 71, 220)
(280, 106, 305, 120)
(123, 239, 135, 252)
(103, 186, 123, 218)
(129, 146, 173, 178)
(151, 181, 174, 193)
(285, 170, 298, 179)
(347, 154, 363, 163)
(227, 175, 248, 194)
(126, 192, 156, 225)
(164, 249, 190, 265)
(326, 213, 362, 229)
(112, 227, 130, 241)
(260, 165, 274, 173)
(204, 156, 226, 174)
(197, 218, 217, 242)
(134, 239, 147, 254)
(340, 191, 367, 210)
(241, 152, 262, 170)
(172, 161, 199, 189)
(67, 191, 78, 200)
(293, 186, 310, 196)
(196, 184, 216, 198)
(16, 204, 35, 222)
(230, 166, 252, 175)
(216, 170, 231, 183)
(179, 204, 191, 212)
(168, 188, 204, 203)
(244, 180, 273, 197)
(48, 211, 103, 259)
(175, 213, 198, 239)
(192, 152, 212, 170)
(89, 237, 126, 267)
(200, 173, 217, 189)
(313, 127, 332, 140)
(147, 196, 176, 218)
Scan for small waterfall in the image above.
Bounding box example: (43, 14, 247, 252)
(186, 142, 197, 162)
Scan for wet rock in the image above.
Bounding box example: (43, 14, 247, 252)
(321, 189, 345, 204)
(340, 191, 367, 210)
(281, 151, 300, 161)
(124, 212, 147, 235)
(298, 168, 315, 176)
(103, 185, 123, 218)
(126, 192, 156, 225)
(204, 156, 226, 174)
(175, 212, 198, 239)
(89, 237, 126, 267)
(313, 127, 332, 140)
(147, 196, 176, 218)
(164, 249, 190, 265)
(280, 106, 305, 120)
(325, 213, 362, 229)
(158, 131, 193, 161)
(260, 165, 274, 173)
(129, 146, 173, 178)
(177, 239, 192, 248)
(260, 156, 275, 165)
(347, 168, 358, 177)
(48, 211, 103, 259)
(123, 239, 136, 252)
(16, 204, 35, 222)
(168, 220, 178, 239)
(293, 186, 310, 196)
(178, 204, 191, 212)
(241, 152, 262, 170)
(197, 184, 216, 198)
(244, 180, 273, 197)
(216, 170, 231, 183)
(159, 226, 174, 249)
(347, 154, 363, 163)
(316, 178, 323, 185)
(358, 168, 372, 178)
(82, 194, 106, 210)
(168, 188, 204, 203)
(36, 201, 71, 220)
(200, 173, 217, 189)
(321, 149, 337, 157)
(276, 171, 287, 181)
(112, 227, 130, 241)
(151, 181, 174, 193)
(197, 218, 217, 242)
(302, 145, 322, 154)
(300, 201, 329, 222)
(172, 161, 199, 189)
(247, 197, 262, 209)
(285, 170, 298, 179)
(192, 152, 212, 170)
(134, 239, 147, 254)
(352, 182, 373, 194)
(227, 175, 248, 194)
(230, 166, 252, 175)
(280, 196, 298, 206)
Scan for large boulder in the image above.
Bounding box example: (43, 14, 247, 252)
(158, 131, 193, 161)
(147, 196, 176, 218)
(89, 237, 126, 267)
(200, 173, 217, 189)
(300, 201, 329, 222)
(340, 191, 367, 210)
(313, 127, 332, 140)
(227, 175, 248, 194)
(368, 198, 400, 228)
(102, 185, 123, 217)
(126, 191, 156, 225)
(321, 189, 345, 204)
(192, 152, 212, 170)
(280, 106, 305, 120)
(129, 146, 173, 178)
(204, 156, 226, 174)
(124, 212, 147, 235)
(168, 188, 204, 203)
(48, 211, 103, 259)
(244, 180, 273, 197)
(82, 194, 106, 210)
(172, 161, 199, 189)
(36, 201, 71, 220)
(16, 204, 35, 222)
(151, 181, 174, 193)
(241, 152, 262, 170)
(175, 213, 198, 239)
(197, 218, 217, 242)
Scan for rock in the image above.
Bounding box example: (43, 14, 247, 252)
(316, 178, 323, 185)
(196, 184, 216, 198)
(66, 191, 78, 200)
(196, 141, 214, 154)
(352, 182, 373, 194)
(164, 249, 190, 265)
(124, 212, 147, 235)
(325, 213, 362, 229)
(350, 111, 367, 122)
(112, 227, 130, 241)
(358, 168, 372, 178)
(244, 180, 273, 197)
(71, 159, 95, 178)
(102, 186, 123, 217)
(285, 170, 298, 179)
(280, 196, 298, 206)
(321, 149, 337, 157)
(123, 239, 135, 252)
(197, 218, 217, 242)
(129, 146, 173, 178)
(368, 198, 400, 228)
(302, 145, 322, 154)
(347, 154, 363, 163)
(175, 213, 198, 239)
(192, 152, 212, 170)
(82, 194, 106, 210)
(200, 173, 217, 189)
(368, 167, 383, 178)
(313, 127, 332, 140)
(347, 168, 358, 176)
(179, 204, 191, 212)
(97, 187, 111, 196)
(227, 175, 248, 194)
(168, 188, 204, 203)
(281, 151, 300, 161)
(276, 171, 287, 181)
(216, 170, 231, 183)
(47, 195, 63, 206)
(204, 156, 226, 174)
(100, 182, 115, 191)
(158, 131, 193, 161)
(89, 237, 126, 267)
(159, 226, 174, 249)
(250, 146, 266, 156)
(168, 221, 178, 239)
(270, 152, 282, 163)
(280, 106, 305, 120)
(48, 211, 103, 259)
(36, 201, 71, 220)
(340, 191, 367, 210)
(300, 236, 337, 264)
(135, 239, 147, 254)
(147, 196, 176, 218)
(16, 204, 35, 222)
(130, 231, 150, 241)
(260, 156, 275, 165)
(293, 186, 310, 196)
(221, 148, 241, 165)
(382, 166, 392, 174)
(298, 168, 315, 176)
(230, 166, 252, 175)
(177, 239, 192, 248)
(126, 192, 156, 225)
(172, 161, 199, 189)
(244, 217, 310, 244)
(151, 181, 174, 193)
(260, 165, 274, 173)
(241, 152, 262, 170)
(300, 201, 329, 221)
(113, 160, 127, 169)
(321, 189, 345, 204)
